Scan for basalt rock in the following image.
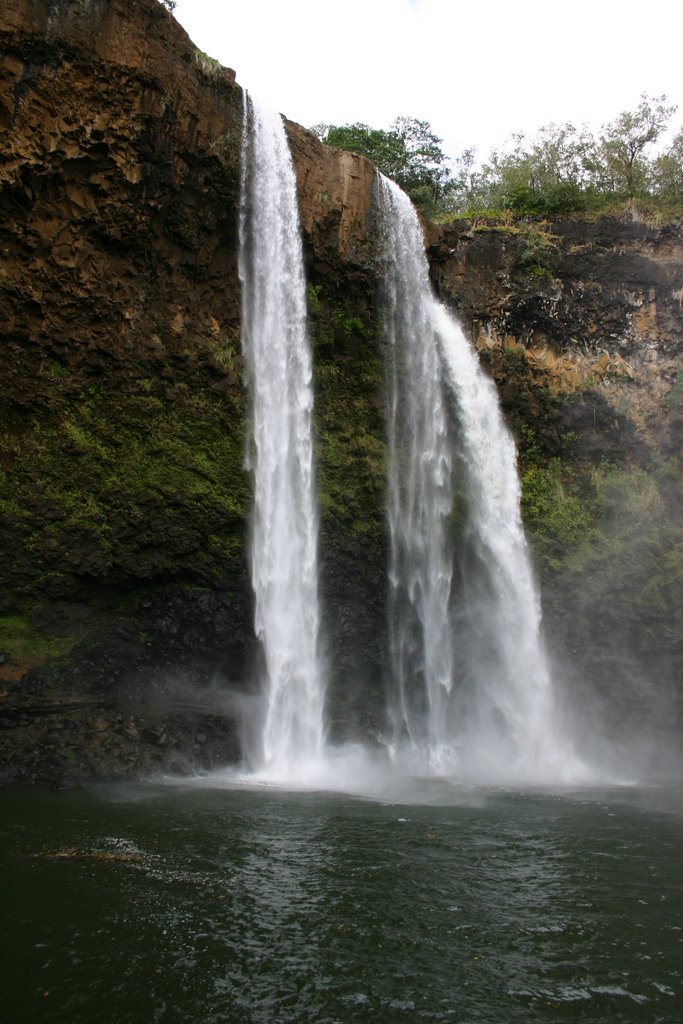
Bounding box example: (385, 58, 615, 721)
(428, 215, 683, 459)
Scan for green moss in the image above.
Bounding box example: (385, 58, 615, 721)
(205, 331, 240, 375)
(565, 465, 683, 649)
(307, 285, 386, 539)
(330, 310, 373, 339)
(522, 455, 683, 631)
(0, 378, 250, 595)
(521, 459, 595, 569)
(207, 158, 240, 205)
(0, 612, 75, 667)
(306, 284, 323, 317)
(194, 48, 224, 82)
(664, 359, 683, 410)
(62, 419, 109, 460)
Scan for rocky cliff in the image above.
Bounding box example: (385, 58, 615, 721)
(1, 0, 681, 784)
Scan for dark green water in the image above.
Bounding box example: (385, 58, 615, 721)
(1, 777, 682, 1023)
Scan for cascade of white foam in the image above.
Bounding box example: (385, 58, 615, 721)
(378, 174, 581, 782)
(238, 95, 325, 778)
(381, 178, 456, 772)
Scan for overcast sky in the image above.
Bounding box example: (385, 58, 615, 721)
(174, 0, 683, 164)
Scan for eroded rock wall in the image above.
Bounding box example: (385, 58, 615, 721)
(1, 0, 681, 783)
(429, 216, 683, 455)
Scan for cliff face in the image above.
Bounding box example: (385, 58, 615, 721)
(1, 0, 681, 784)
(429, 215, 683, 457)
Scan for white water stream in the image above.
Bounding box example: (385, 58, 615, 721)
(378, 174, 585, 782)
(238, 95, 325, 778)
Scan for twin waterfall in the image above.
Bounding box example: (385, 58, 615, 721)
(239, 97, 575, 783)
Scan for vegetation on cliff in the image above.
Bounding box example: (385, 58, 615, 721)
(316, 94, 682, 220)
(311, 117, 452, 219)
(519, 435, 683, 722)
(460, 94, 681, 218)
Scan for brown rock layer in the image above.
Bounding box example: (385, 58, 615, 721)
(429, 216, 683, 458)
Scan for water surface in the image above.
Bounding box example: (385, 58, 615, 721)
(2, 779, 682, 1022)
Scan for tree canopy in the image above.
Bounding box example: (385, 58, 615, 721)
(311, 117, 452, 218)
(313, 95, 682, 220)
(454, 94, 681, 215)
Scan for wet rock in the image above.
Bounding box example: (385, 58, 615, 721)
(142, 724, 167, 746)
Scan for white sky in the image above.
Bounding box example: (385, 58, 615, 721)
(175, 0, 683, 164)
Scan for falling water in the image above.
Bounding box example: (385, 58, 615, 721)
(378, 174, 582, 782)
(238, 95, 325, 778)
(382, 178, 457, 772)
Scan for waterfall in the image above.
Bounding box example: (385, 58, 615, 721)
(382, 177, 457, 771)
(378, 174, 581, 782)
(238, 95, 325, 778)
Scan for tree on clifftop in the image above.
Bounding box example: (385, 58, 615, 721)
(311, 117, 453, 218)
(461, 94, 680, 214)
(652, 129, 683, 202)
(594, 93, 677, 196)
